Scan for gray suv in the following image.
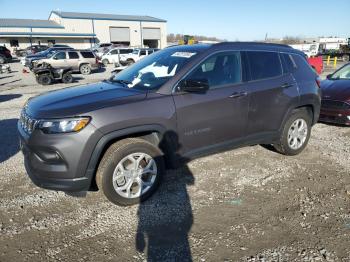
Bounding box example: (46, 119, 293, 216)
(18, 43, 321, 206)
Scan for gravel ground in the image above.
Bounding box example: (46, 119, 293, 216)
(0, 61, 349, 261)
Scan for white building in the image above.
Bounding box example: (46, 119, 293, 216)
(0, 11, 167, 52)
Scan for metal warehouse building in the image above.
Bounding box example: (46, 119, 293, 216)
(0, 11, 167, 52)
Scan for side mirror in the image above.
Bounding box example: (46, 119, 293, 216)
(326, 74, 332, 80)
(178, 79, 209, 93)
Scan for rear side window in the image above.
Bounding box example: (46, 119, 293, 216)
(80, 51, 95, 58)
(119, 49, 132, 54)
(68, 52, 79, 59)
(110, 49, 118, 55)
(140, 50, 147, 56)
(247, 51, 282, 80)
(280, 53, 297, 73)
(185, 51, 241, 89)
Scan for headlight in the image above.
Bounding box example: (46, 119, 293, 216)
(38, 117, 90, 134)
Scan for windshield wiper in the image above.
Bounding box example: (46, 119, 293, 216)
(108, 78, 132, 87)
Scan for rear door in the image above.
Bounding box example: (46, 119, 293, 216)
(243, 51, 299, 135)
(67, 51, 80, 70)
(173, 51, 250, 154)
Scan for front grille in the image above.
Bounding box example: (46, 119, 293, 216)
(19, 109, 38, 134)
(321, 100, 350, 110)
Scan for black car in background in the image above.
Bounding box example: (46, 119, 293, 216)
(26, 45, 49, 55)
(23, 46, 73, 68)
(0, 46, 12, 63)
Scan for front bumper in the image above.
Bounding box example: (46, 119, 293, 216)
(18, 120, 102, 192)
(319, 108, 350, 125)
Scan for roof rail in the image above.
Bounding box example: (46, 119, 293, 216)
(213, 41, 292, 48)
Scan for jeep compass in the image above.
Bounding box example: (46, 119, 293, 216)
(18, 43, 321, 205)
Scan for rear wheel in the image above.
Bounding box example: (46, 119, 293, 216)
(96, 138, 164, 206)
(62, 72, 73, 84)
(102, 59, 109, 66)
(36, 74, 52, 85)
(79, 64, 91, 75)
(274, 109, 312, 155)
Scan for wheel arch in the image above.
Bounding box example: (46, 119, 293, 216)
(86, 124, 169, 190)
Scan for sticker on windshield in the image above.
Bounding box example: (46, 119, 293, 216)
(171, 52, 196, 58)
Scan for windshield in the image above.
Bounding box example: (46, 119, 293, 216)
(330, 64, 350, 80)
(46, 50, 58, 58)
(110, 49, 198, 90)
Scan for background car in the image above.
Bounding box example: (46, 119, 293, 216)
(22, 46, 73, 67)
(320, 63, 350, 125)
(100, 47, 134, 66)
(0, 46, 12, 63)
(35, 50, 99, 75)
(119, 48, 158, 66)
(91, 43, 113, 58)
(26, 45, 49, 55)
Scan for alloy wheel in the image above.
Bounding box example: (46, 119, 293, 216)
(287, 118, 308, 150)
(112, 152, 157, 199)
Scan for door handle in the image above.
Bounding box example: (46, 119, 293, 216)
(229, 91, 248, 98)
(280, 83, 293, 89)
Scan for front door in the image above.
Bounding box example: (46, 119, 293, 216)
(173, 51, 250, 155)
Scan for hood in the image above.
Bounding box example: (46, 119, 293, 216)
(26, 81, 147, 118)
(320, 79, 350, 101)
(26, 53, 47, 59)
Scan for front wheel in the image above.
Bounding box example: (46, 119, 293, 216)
(273, 109, 312, 155)
(96, 138, 164, 206)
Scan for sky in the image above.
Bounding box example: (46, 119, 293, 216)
(0, 0, 349, 41)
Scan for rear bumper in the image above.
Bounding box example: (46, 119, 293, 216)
(319, 108, 350, 125)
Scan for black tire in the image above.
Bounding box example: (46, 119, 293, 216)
(343, 55, 350, 62)
(102, 59, 109, 66)
(79, 64, 91, 75)
(273, 109, 312, 156)
(0, 55, 5, 64)
(96, 138, 165, 206)
(126, 59, 135, 66)
(37, 74, 52, 85)
(62, 73, 73, 84)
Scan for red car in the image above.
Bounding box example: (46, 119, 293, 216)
(308, 56, 323, 75)
(320, 63, 350, 125)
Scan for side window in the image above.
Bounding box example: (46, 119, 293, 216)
(80, 51, 95, 58)
(54, 52, 66, 60)
(68, 52, 79, 59)
(110, 49, 118, 55)
(185, 51, 241, 89)
(140, 50, 147, 56)
(247, 51, 282, 80)
(280, 53, 297, 73)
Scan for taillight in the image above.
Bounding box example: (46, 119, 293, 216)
(316, 77, 321, 88)
(95, 57, 99, 64)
